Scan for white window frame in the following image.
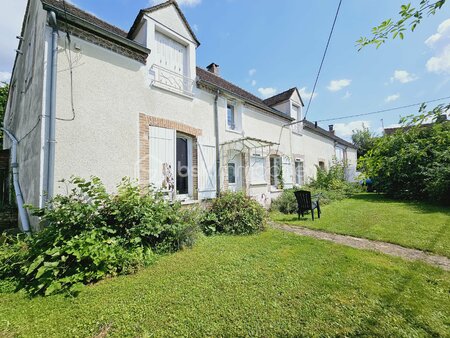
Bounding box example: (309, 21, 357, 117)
(175, 134, 194, 201)
(291, 103, 302, 134)
(226, 103, 236, 131)
(295, 159, 304, 186)
(270, 155, 282, 188)
(228, 162, 237, 185)
(226, 99, 242, 133)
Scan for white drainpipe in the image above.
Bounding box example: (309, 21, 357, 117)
(46, 11, 58, 202)
(1, 128, 31, 234)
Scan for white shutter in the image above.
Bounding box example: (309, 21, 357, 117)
(250, 156, 266, 184)
(282, 156, 293, 189)
(149, 126, 176, 191)
(155, 32, 186, 76)
(197, 136, 216, 199)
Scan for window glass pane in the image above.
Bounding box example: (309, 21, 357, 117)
(295, 161, 304, 185)
(227, 104, 235, 130)
(228, 162, 236, 184)
(270, 156, 282, 186)
(270, 157, 275, 185)
(176, 137, 189, 195)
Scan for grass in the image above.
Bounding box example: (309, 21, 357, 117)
(0, 229, 449, 337)
(271, 193, 450, 257)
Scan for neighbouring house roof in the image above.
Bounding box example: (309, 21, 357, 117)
(263, 87, 304, 107)
(128, 0, 201, 46)
(302, 120, 357, 149)
(41, 0, 150, 63)
(196, 67, 294, 122)
(384, 117, 448, 135)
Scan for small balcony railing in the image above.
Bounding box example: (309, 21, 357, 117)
(151, 64, 195, 97)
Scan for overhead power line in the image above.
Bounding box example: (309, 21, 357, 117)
(314, 95, 450, 123)
(304, 0, 343, 120)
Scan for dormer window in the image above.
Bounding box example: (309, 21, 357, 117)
(152, 31, 194, 96)
(227, 104, 236, 130)
(156, 32, 186, 76)
(292, 104, 302, 133)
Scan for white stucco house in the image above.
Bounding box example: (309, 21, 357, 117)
(4, 0, 357, 231)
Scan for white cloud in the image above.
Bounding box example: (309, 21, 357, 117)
(251, 79, 257, 87)
(298, 86, 318, 101)
(0, 71, 11, 84)
(258, 87, 277, 98)
(327, 79, 351, 92)
(342, 91, 351, 99)
(192, 24, 199, 32)
(150, 0, 201, 6)
(248, 68, 256, 76)
(425, 18, 450, 48)
(390, 70, 418, 83)
(0, 0, 27, 74)
(385, 94, 400, 103)
(426, 45, 450, 75)
(334, 121, 371, 139)
(425, 18, 450, 75)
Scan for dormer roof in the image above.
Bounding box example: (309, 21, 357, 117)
(263, 87, 304, 107)
(128, 0, 200, 46)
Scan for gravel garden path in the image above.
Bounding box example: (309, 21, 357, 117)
(271, 222, 450, 271)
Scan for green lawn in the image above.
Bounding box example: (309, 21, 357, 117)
(271, 193, 450, 257)
(1, 230, 449, 337)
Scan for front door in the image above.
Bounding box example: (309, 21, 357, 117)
(176, 137, 189, 196)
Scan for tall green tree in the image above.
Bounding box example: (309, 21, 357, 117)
(360, 111, 449, 204)
(351, 125, 376, 158)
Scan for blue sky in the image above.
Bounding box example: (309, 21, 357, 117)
(1, 0, 449, 139)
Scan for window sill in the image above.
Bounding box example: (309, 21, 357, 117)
(180, 199, 199, 206)
(249, 182, 267, 186)
(225, 128, 243, 135)
(270, 187, 283, 193)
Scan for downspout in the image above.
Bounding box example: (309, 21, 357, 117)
(46, 11, 58, 202)
(1, 128, 31, 234)
(214, 90, 221, 197)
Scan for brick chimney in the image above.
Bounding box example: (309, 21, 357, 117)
(328, 125, 335, 134)
(207, 63, 220, 76)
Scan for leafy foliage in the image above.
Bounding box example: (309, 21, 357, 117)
(0, 234, 28, 293)
(0, 83, 9, 144)
(356, 0, 447, 50)
(0, 177, 200, 296)
(360, 108, 450, 204)
(351, 124, 376, 158)
(201, 192, 267, 235)
(272, 162, 362, 214)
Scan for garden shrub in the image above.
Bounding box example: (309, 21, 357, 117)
(201, 192, 267, 235)
(272, 162, 362, 214)
(271, 189, 297, 214)
(360, 110, 450, 204)
(0, 234, 28, 293)
(0, 177, 200, 296)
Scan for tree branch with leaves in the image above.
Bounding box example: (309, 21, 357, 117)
(356, 0, 446, 50)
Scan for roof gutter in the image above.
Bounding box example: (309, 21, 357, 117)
(41, 3, 150, 56)
(197, 79, 295, 122)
